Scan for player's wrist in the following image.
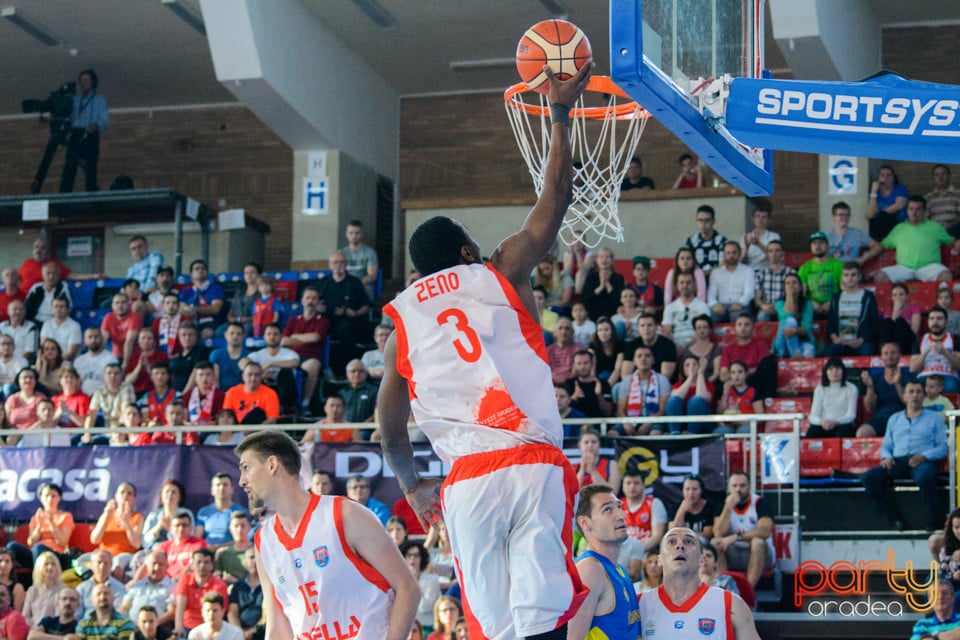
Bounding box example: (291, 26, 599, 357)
(550, 103, 570, 126)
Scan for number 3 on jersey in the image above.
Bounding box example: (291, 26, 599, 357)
(437, 308, 482, 363)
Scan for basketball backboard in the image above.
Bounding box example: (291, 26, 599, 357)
(610, 0, 773, 195)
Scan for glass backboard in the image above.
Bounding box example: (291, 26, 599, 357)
(610, 0, 773, 195)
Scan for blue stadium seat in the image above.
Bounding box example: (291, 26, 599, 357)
(202, 337, 227, 350)
(175, 274, 192, 285)
(244, 337, 266, 349)
(215, 272, 243, 283)
(67, 280, 98, 310)
(77, 309, 109, 331)
(267, 270, 298, 282)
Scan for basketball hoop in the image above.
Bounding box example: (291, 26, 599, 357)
(504, 75, 649, 248)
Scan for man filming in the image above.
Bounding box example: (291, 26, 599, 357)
(60, 69, 108, 193)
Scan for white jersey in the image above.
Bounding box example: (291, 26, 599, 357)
(383, 263, 562, 464)
(638, 584, 733, 639)
(255, 494, 394, 640)
(730, 494, 776, 562)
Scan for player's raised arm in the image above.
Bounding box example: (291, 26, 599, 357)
(493, 62, 593, 288)
(341, 499, 421, 640)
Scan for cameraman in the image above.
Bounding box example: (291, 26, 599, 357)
(59, 69, 108, 193)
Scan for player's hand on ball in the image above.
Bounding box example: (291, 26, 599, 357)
(405, 478, 444, 530)
(545, 62, 593, 109)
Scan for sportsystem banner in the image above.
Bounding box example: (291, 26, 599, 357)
(726, 72, 960, 163)
(0, 436, 726, 521)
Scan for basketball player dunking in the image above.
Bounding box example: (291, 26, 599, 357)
(378, 63, 594, 640)
(236, 431, 419, 640)
(637, 527, 760, 639)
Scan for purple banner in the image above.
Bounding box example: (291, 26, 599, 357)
(0, 445, 245, 521)
(0, 436, 725, 523)
(308, 435, 725, 514)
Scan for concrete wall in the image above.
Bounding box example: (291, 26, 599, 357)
(403, 194, 750, 272)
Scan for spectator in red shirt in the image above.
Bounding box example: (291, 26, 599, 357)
(18, 237, 72, 293)
(719, 312, 777, 398)
(281, 286, 329, 417)
(125, 330, 169, 395)
(101, 293, 143, 363)
(174, 548, 228, 636)
(140, 363, 178, 426)
(157, 512, 207, 580)
(52, 365, 90, 429)
(0, 269, 25, 323)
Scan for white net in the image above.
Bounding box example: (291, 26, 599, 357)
(504, 77, 648, 249)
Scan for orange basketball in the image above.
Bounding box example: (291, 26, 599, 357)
(516, 19, 592, 95)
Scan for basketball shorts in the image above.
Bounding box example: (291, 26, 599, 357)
(441, 442, 587, 640)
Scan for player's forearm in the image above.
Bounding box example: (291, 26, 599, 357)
(381, 434, 420, 492)
(385, 581, 421, 640)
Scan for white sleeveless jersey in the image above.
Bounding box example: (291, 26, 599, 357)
(255, 494, 394, 640)
(383, 263, 562, 464)
(729, 494, 776, 561)
(638, 584, 733, 639)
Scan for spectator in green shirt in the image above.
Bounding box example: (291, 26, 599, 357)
(875, 195, 960, 283)
(797, 232, 843, 317)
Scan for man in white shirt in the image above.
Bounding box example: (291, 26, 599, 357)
(739, 199, 780, 270)
(74, 327, 119, 395)
(0, 299, 38, 361)
(662, 272, 711, 348)
(187, 592, 243, 640)
(0, 335, 27, 399)
(708, 241, 755, 323)
(40, 295, 82, 360)
(243, 324, 300, 410)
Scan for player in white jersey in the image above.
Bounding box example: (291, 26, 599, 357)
(235, 431, 419, 640)
(378, 63, 593, 640)
(637, 527, 759, 640)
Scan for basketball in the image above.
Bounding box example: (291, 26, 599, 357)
(516, 19, 592, 95)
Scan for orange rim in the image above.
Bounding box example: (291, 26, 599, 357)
(504, 75, 649, 120)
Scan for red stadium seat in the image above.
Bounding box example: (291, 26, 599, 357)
(725, 439, 745, 474)
(68, 523, 97, 554)
(799, 438, 842, 478)
(753, 322, 776, 348)
(648, 257, 674, 291)
(776, 358, 825, 396)
(783, 252, 808, 270)
(761, 397, 811, 434)
(840, 437, 883, 474)
(942, 247, 960, 277)
(713, 324, 737, 349)
(865, 282, 892, 316)
(862, 250, 897, 282)
(722, 571, 756, 609)
(906, 281, 939, 311)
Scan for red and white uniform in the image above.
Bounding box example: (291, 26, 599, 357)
(729, 494, 776, 561)
(255, 494, 393, 640)
(637, 584, 733, 639)
(384, 263, 586, 640)
(623, 495, 655, 542)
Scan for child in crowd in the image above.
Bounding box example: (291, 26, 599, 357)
(936, 286, 960, 337)
(532, 286, 558, 334)
(152, 292, 184, 354)
(716, 360, 762, 434)
(555, 383, 586, 439)
(922, 374, 956, 418)
(570, 302, 595, 347)
(251, 274, 281, 338)
(18, 398, 70, 447)
(612, 287, 642, 341)
(139, 363, 178, 426)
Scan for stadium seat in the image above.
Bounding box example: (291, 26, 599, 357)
(722, 571, 756, 609)
(942, 247, 960, 277)
(68, 523, 97, 553)
(840, 437, 883, 474)
(297, 270, 331, 298)
(775, 358, 825, 396)
(202, 337, 226, 350)
(274, 281, 297, 302)
(67, 280, 98, 310)
(861, 249, 897, 282)
(761, 397, 811, 434)
(799, 438, 842, 478)
(906, 281, 939, 310)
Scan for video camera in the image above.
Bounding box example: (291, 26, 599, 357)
(22, 81, 76, 139)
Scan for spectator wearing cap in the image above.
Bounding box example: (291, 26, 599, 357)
(628, 256, 663, 320)
(739, 198, 781, 271)
(874, 195, 960, 283)
(798, 231, 844, 317)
